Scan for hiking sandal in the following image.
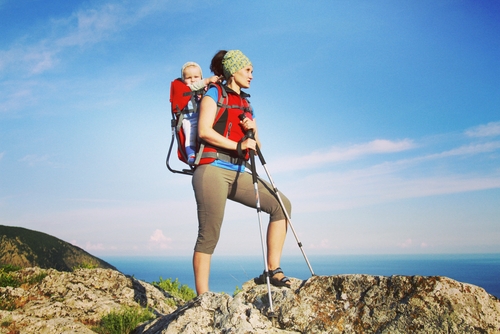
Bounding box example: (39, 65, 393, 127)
(254, 267, 291, 288)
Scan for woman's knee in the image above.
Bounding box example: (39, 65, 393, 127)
(266, 191, 291, 222)
(280, 192, 292, 217)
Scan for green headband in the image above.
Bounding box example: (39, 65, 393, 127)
(222, 50, 252, 79)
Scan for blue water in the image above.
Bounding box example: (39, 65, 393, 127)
(103, 254, 500, 298)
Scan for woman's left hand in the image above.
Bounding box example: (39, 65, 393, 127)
(240, 117, 256, 132)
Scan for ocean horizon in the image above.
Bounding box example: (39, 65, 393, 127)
(102, 253, 500, 298)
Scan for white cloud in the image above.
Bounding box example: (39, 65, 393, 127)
(397, 239, 429, 249)
(272, 139, 415, 172)
(19, 154, 50, 166)
(149, 229, 173, 250)
(55, 4, 126, 48)
(398, 238, 413, 248)
(289, 168, 500, 213)
(398, 141, 500, 166)
(281, 135, 500, 213)
(1, 1, 166, 76)
(150, 229, 168, 242)
(27, 50, 58, 74)
(434, 141, 500, 157)
(70, 239, 105, 251)
(18, 154, 64, 168)
(309, 239, 336, 249)
(85, 241, 106, 251)
(465, 121, 500, 138)
(0, 152, 4, 160)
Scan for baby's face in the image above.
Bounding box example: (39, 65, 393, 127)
(183, 66, 202, 85)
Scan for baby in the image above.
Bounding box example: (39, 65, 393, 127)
(181, 62, 219, 164)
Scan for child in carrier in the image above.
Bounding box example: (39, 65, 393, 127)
(180, 62, 220, 163)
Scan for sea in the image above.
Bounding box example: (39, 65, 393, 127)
(102, 254, 500, 298)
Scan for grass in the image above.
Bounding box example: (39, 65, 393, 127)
(73, 261, 99, 270)
(0, 315, 13, 327)
(0, 295, 17, 311)
(92, 306, 155, 334)
(0, 265, 197, 333)
(0, 265, 22, 288)
(233, 285, 243, 296)
(0, 265, 48, 311)
(152, 277, 196, 301)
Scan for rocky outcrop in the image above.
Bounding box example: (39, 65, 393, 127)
(0, 268, 178, 333)
(1, 268, 499, 333)
(0, 225, 115, 271)
(139, 275, 500, 334)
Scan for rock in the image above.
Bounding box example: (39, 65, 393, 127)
(1, 267, 499, 333)
(0, 267, 179, 333)
(137, 275, 500, 334)
(243, 275, 500, 333)
(136, 292, 295, 334)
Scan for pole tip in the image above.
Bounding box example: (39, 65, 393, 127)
(268, 311, 278, 325)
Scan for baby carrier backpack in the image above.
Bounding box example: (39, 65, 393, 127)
(166, 78, 201, 175)
(166, 79, 233, 175)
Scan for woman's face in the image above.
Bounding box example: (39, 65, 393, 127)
(232, 65, 253, 89)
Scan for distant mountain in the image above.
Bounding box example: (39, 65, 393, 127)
(0, 225, 115, 271)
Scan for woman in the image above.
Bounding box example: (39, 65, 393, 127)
(192, 50, 292, 295)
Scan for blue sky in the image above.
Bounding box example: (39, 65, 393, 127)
(1, 0, 499, 258)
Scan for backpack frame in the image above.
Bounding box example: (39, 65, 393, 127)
(166, 80, 229, 175)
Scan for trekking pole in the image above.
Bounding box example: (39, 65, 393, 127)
(255, 145, 315, 277)
(240, 115, 277, 321)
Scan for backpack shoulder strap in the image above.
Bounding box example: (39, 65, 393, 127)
(204, 83, 229, 124)
(192, 83, 229, 166)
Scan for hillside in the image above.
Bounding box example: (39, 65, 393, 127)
(0, 225, 115, 271)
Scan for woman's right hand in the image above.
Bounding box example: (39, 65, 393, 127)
(240, 138, 256, 151)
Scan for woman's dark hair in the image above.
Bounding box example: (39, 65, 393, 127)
(210, 50, 227, 77)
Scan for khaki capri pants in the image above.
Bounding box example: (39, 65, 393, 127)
(192, 164, 292, 254)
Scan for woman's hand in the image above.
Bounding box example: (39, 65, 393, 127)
(240, 138, 256, 151)
(239, 116, 261, 150)
(240, 116, 256, 132)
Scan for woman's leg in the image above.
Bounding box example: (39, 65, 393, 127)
(193, 251, 211, 295)
(267, 218, 289, 283)
(191, 165, 233, 295)
(229, 173, 292, 282)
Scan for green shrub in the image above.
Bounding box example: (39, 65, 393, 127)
(93, 306, 155, 334)
(233, 285, 243, 296)
(0, 295, 16, 311)
(152, 277, 196, 301)
(0, 265, 21, 273)
(0, 266, 21, 288)
(73, 261, 98, 270)
(0, 314, 12, 327)
(0, 265, 48, 289)
(25, 272, 48, 285)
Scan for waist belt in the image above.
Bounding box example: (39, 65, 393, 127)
(201, 152, 252, 170)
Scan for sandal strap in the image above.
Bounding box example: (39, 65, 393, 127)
(270, 267, 284, 276)
(280, 276, 291, 283)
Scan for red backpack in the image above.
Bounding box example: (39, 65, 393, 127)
(167, 80, 234, 175)
(166, 80, 254, 175)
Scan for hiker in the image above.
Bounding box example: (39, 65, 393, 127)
(192, 50, 292, 295)
(180, 62, 220, 163)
